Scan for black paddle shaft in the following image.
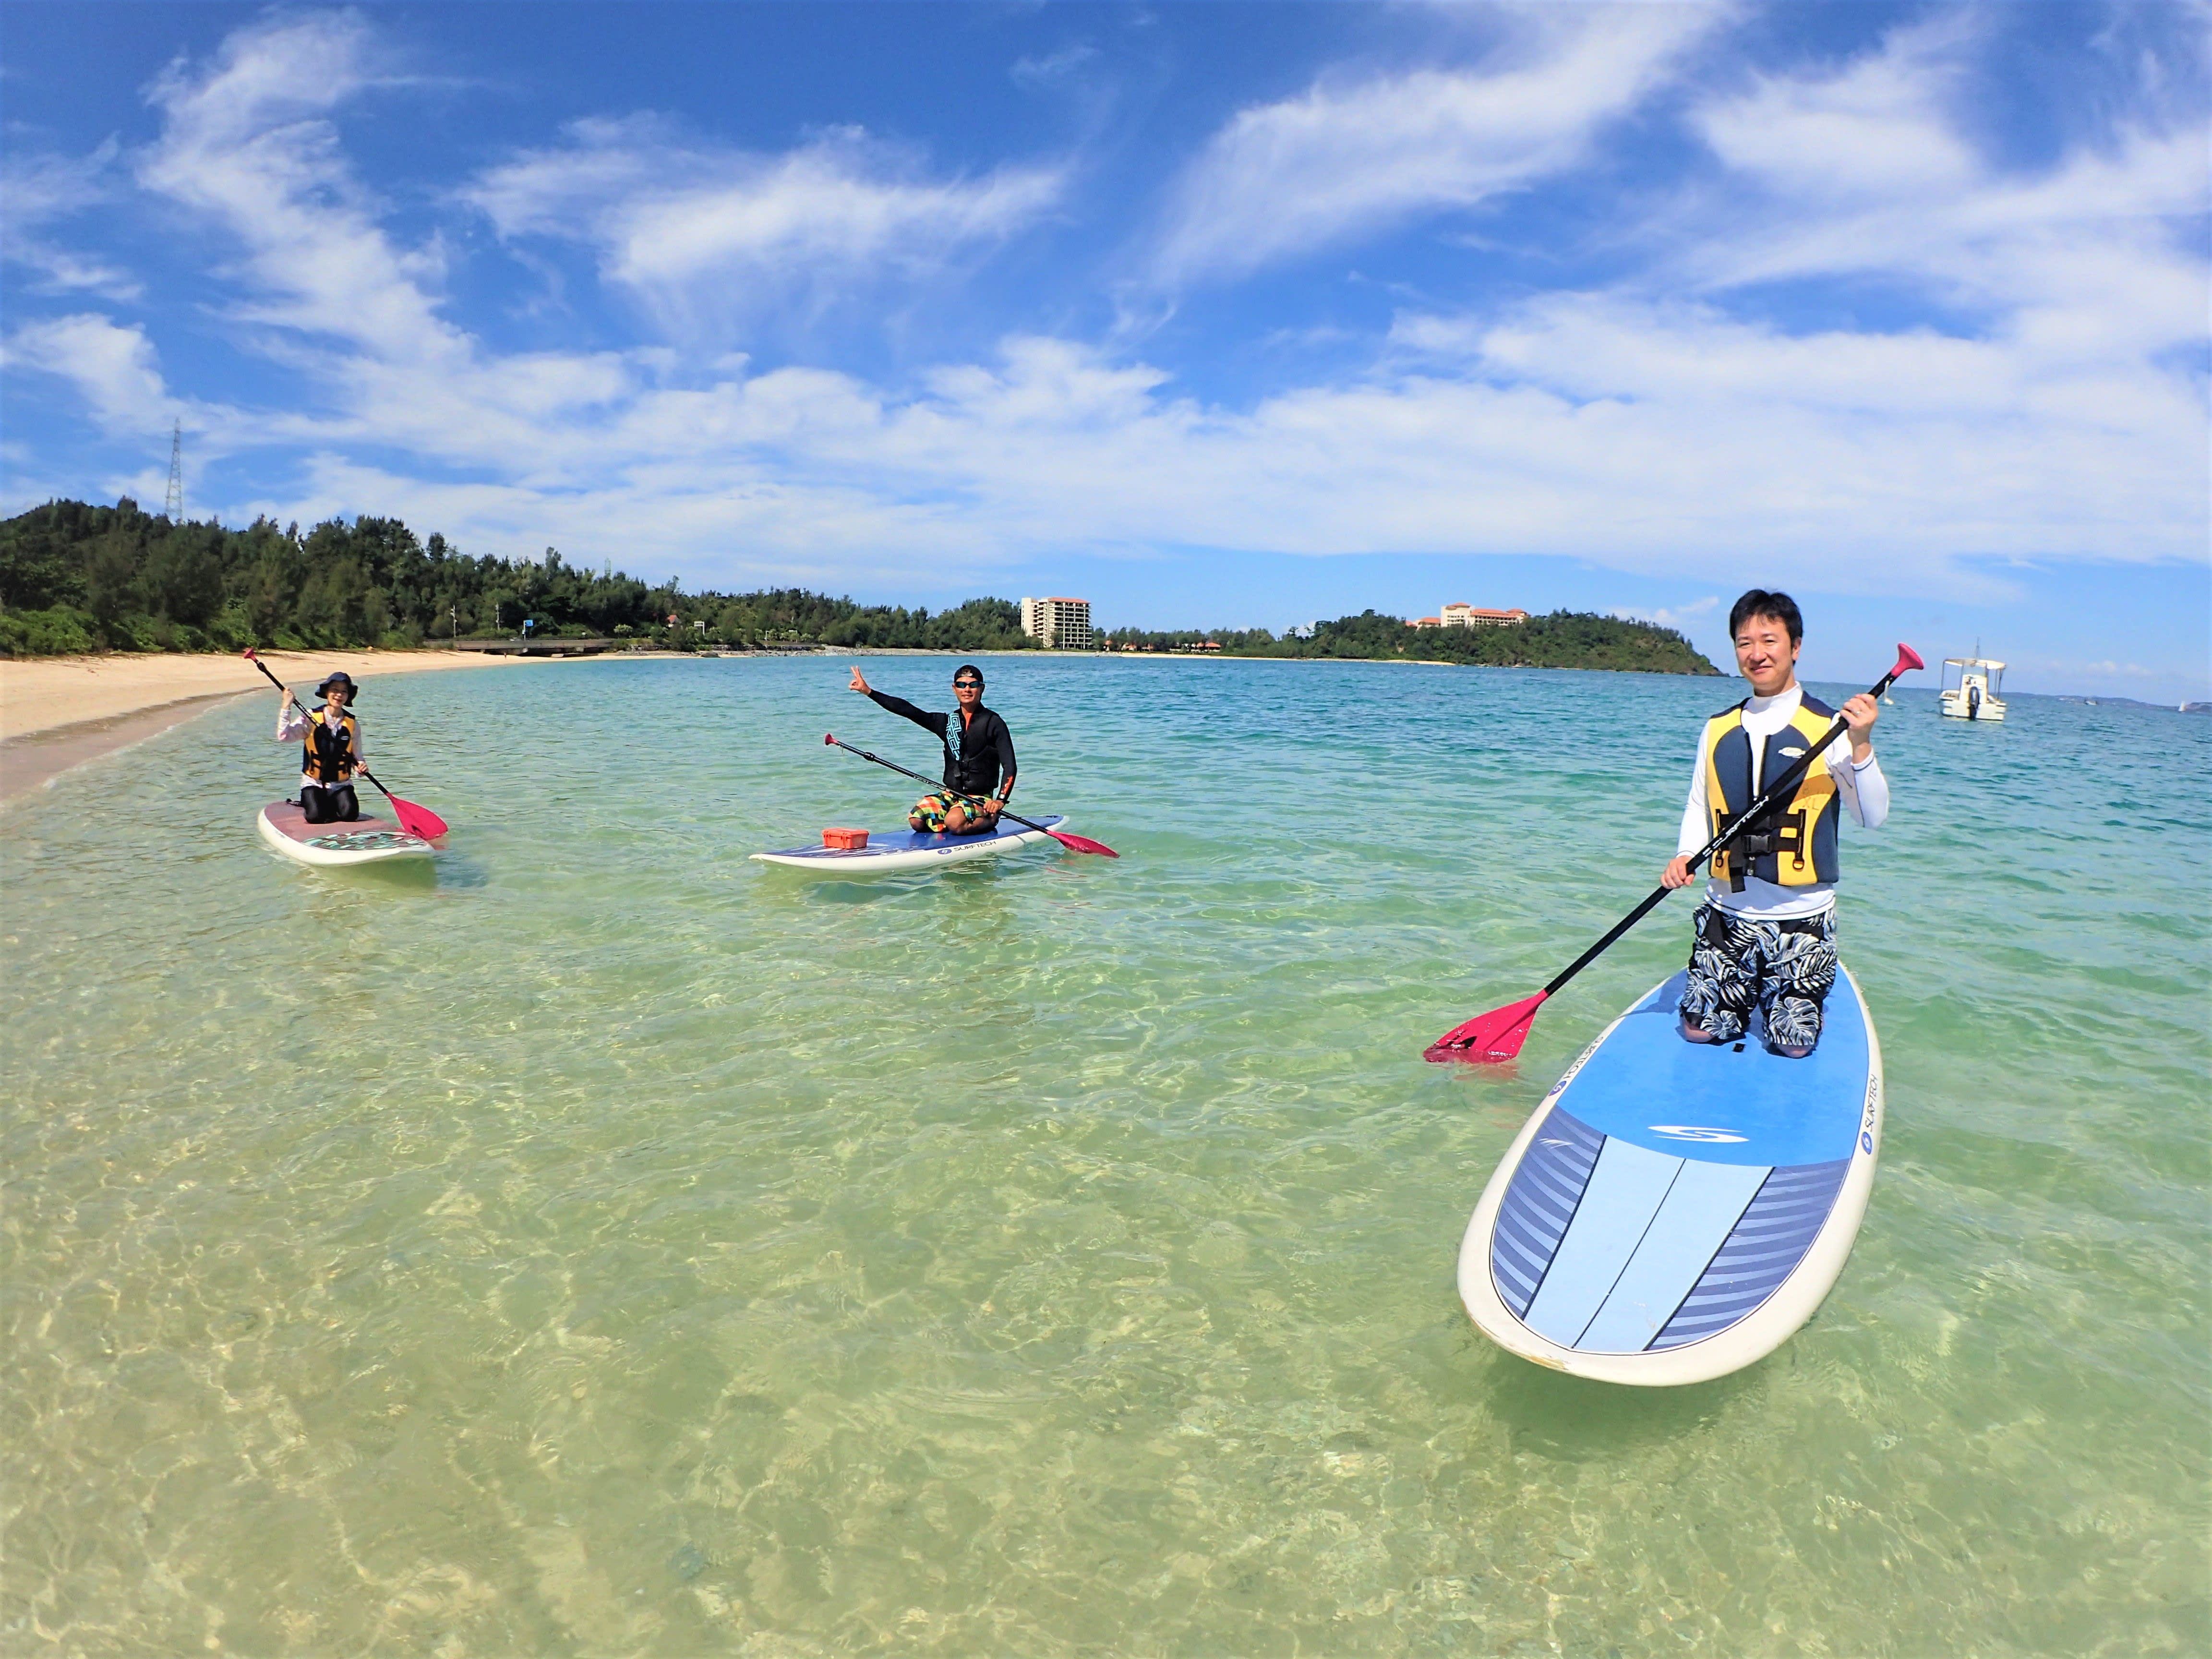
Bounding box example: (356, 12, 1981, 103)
(826, 736, 1054, 835)
(1539, 663, 1912, 1000)
(244, 652, 403, 805)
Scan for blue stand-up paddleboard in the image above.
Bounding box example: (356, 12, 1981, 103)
(750, 816, 1069, 877)
(1458, 967, 1883, 1385)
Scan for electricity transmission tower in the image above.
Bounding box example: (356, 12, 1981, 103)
(164, 421, 184, 521)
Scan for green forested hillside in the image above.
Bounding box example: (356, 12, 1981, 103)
(0, 498, 1031, 655)
(1106, 609, 1720, 673)
(0, 497, 1718, 674)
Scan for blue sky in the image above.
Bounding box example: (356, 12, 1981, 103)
(3, 2, 2206, 698)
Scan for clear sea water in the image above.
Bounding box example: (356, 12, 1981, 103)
(3, 655, 2205, 1656)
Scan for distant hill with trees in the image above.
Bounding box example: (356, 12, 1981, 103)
(0, 497, 1718, 675)
(1106, 610, 1721, 674)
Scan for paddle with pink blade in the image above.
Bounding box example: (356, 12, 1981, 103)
(824, 733, 1118, 856)
(1426, 645, 1923, 1064)
(243, 649, 451, 840)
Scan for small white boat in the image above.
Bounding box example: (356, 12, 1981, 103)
(1940, 657, 2007, 722)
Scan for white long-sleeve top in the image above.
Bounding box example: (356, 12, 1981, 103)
(1676, 685, 1888, 920)
(277, 704, 363, 793)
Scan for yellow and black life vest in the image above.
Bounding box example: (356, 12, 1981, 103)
(1702, 694, 1840, 890)
(301, 709, 359, 785)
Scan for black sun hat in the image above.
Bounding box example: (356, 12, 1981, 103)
(314, 671, 358, 703)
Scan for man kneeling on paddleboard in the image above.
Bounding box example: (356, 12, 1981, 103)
(847, 663, 1016, 834)
(1660, 591, 1888, 1058)
(276, 671, 367, 824)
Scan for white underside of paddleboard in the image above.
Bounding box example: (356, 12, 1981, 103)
(258, 802, 435, 867)
(1457, 966, 1884, 1386)
(750, 815, 1068, 876)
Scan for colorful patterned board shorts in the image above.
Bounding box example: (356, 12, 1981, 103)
(909, 791, 997, 834)
(1677, 901, 1839, 1053)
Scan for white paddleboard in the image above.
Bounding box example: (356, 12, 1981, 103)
(257, 801, 435, 868)
(750, 815, 1069, 876)
(1458, 966, 1883, 1386)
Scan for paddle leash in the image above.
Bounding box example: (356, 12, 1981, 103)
(243, 649, 450, 839)
(823, 734, 1117, 856)
(1426, 645, 1923, 1064)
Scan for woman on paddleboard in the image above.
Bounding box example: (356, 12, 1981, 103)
(1659, 591, 1888, 1058)
(276, 671, 366, 824)
(847, 663, 1016, 835)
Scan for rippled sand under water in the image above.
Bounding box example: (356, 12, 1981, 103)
(3, 656, 2204, 1654)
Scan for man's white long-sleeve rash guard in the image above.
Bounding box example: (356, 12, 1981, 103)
(1676, 685, 1889, 922)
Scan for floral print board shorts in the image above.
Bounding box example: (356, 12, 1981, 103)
(909, 791, 997, 834)
(1677, 901, 1839, 1053)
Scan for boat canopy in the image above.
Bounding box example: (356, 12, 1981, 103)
(1943, 657, 2006, 687)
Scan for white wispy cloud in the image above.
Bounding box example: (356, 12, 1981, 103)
(1012, 43, 1100, 88)
(8, 7, 2203, 631)
(1681, 12, 2208, 360)
(136, 10, 468, 368)
(1, 140, 142, 299)
(464, 117, 1065, 335)
(1148, 6, 1718, 286)
(1379, 13, 2208, 581)
(3, 314, 172, 431)
(1614, 597, 1721, 630)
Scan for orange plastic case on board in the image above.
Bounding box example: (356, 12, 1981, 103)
(821, 828, 870, 850)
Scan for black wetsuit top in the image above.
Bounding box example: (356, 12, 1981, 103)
(867, 689, 1017, 800)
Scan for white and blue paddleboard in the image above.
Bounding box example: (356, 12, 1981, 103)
(1458, 967, 1883, 1386)
(749, 815, 1068, 876)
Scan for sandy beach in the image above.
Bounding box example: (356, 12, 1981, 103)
(0, 648, 539, 801)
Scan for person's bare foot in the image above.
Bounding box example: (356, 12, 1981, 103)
(1680, 1020, 1719, 1044)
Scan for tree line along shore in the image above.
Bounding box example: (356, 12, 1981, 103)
(0, 497, 1719, 675)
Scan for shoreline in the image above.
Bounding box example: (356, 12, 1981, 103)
(0, 648, 544, 805)
(0, 644, 1730, 805)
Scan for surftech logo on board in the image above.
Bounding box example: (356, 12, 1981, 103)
(1647, 1125, 1750, 1143)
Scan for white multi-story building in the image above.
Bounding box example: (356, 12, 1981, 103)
(1440, 603, 1530, 628)
(1021, 596, 1092, 649)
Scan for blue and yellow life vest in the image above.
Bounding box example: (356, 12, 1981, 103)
(301, 709, 359, 785)
(1702, 695, 1840, 890)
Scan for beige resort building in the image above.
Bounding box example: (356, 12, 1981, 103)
(1021, 596, 1093, 649)
(1411, 604, 1530, 630)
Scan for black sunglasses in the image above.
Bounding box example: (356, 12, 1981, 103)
(953, 678, 983, 688)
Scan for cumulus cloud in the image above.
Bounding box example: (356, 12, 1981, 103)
(464, 117, 1065, 334)
(1149, 6, 1717, 286)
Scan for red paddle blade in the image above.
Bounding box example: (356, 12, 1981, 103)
(1046, 830, 1118, 857)
(1425, 991, 1548, 1064)
(1893, 643, 1923, 676)
(389, 797, 449, 840)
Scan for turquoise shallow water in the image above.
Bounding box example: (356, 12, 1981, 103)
(3, 655, 2205, 1656)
